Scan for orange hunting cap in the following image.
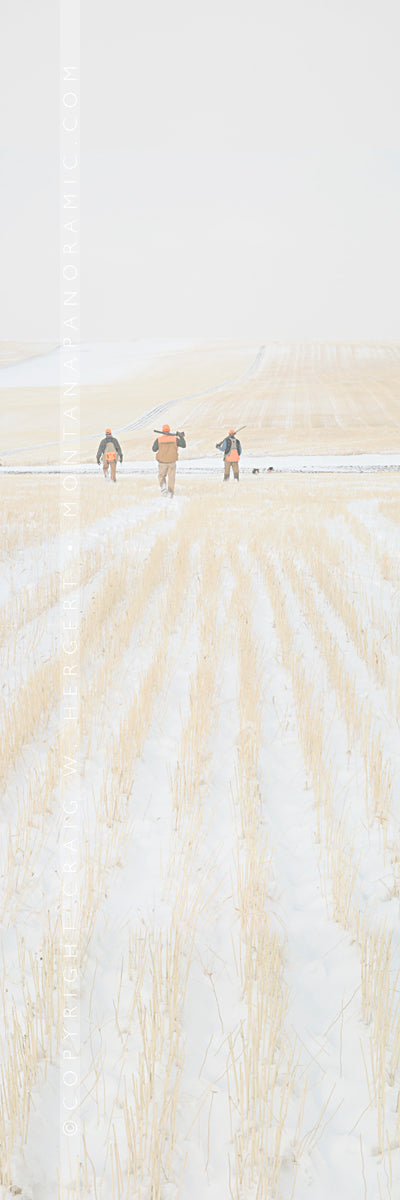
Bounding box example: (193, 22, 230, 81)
(105, 428, 112, 435)
(229, 428, 235, 435)
(162, 423, 170, 432)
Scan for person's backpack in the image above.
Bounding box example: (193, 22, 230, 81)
(105, 439, 117, 461)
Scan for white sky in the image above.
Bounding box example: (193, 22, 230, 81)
(1, 0, 399, 340)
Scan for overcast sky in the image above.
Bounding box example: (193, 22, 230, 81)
(1, 0, 399, 340)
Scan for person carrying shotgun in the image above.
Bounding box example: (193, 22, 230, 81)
(216, 427, 243, 481)
(152, 424, 186, 497)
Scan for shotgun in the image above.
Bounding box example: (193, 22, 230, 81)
(216, 425, 247, 449)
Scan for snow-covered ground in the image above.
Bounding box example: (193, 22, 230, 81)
(1, 340, 400, 465)
(1, 471, 400, 1199)
(2, 452, 400, 474)
(0, 340, 200, 388)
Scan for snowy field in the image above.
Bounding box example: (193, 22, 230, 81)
(2, 454, 400, 475)
(0, 340, 200, 389)
(2, 340, 400, 465)
(2, 469, 400, 1199)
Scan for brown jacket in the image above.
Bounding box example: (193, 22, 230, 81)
(152, 432, 186, 463)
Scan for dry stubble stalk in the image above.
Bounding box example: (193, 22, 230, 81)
(0, 489, 189, 1188)
(277, 536, 395, 839)
(0, 537, 111, 650)
(0, 915, 68, 1184)
(228, 564, 303, 1199)
(0, 528, 166, 1175)
(79, 521, 171, 721)
(77, 503, 200, 976)
(122, 530, 224, 1195)
(301, 528, 396, 704)
(121, 928, 192, 1198)
(257, 539, 400, 1163)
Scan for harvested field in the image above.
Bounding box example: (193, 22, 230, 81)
(1, 341, 400, 464)
(1, 469, 400, 1198)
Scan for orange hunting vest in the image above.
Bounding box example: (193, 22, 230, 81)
(104, 439, 117, 461)
(156, 434, 178, 463)
(226, 437, 239, 463)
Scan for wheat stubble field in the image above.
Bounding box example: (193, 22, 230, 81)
(2, 340, 400, 463)
(1, 343, 400, 1199)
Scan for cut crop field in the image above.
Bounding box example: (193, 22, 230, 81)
(2, 341, 400, 464)
(1, 471, 400, 1199)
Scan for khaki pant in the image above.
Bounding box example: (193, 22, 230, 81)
(224, 459, 239, 480)
(103, 459, 117, 481)
(158, 462, 176, 493)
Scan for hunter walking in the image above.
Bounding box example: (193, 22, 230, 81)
(96, 428, 123, 481)
(152, 424, 186, 497)
(216, 428, 242, 481)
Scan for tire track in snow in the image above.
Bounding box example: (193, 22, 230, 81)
(117, 344, 266, 433)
